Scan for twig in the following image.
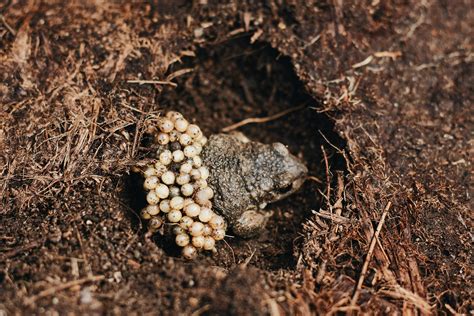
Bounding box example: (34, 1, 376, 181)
(302, 34, 321, 49)
(334, 172, 344, 216)
(265, 296, 281, 316)
(0, 14, 16, 36)
(444, 303, 459, 315)
(321, 145, 331, 210)
(379, 286, 432, 313)
(331, 172, 345, 235)
(127, 79, 177, 87)
(374, 51, 402, 60)
(221, 105, 305, 132)
(307, 175, 322, 184)
(166, 68, 194, 81)
(223, 239, 236, 265)
(403, 13, 425, 40)
(314, 210, 350, 224)
(120, 102, 152, 115)
(315, 260, 327, 284)
(250, 29, 263, 43)
(191, 304, 211, 316)
(24, 275, 105, 305)
(240, 248, 256, 268)
(350, 201, 392, 306)
(318, 130, 344, 154)
(352, 55, 373, 69)
(74, 224, 92, 276)
(0, 240, 42, 260)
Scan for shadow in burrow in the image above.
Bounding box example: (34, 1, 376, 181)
(123, 37, 347, 270)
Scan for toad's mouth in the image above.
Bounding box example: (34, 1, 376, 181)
(269, 177, 306, 201)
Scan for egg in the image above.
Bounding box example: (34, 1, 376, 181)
(174, 118, 189, 132)
(192, 156, 202, 168)
(166, 111, 183, 122)
(192, 236, 205, 248)
(184, 145, 198, 158)
(176, 173, 190, 185)
(143, 167, 158, 178)
(198, 207, 213, 222)
(158, 118, 174, 133)
(212, 229, 225, 241)
(179, 216, 194, 230)
(172, 150, 185, 162)
(156, 132, 170, 145)
(179, 133, 192, 146)
(146, 204, 160, 216)
(182, 245, 197, 259)
(149, 217, 163, 230)
(143, 176, 159, 190)
(184, 203, 200, 217)
(159, 199, 171, 213)
(180, 163, 193, 174)
(209, 214, 225, 229)
(181, 183, 194, 196)
(167, 210, 182, 223)
(189, 222, 204, 236)
(161, 171, 175, 185)
(146, 190, 160, 205)
(169, 130, 180, 142)
(159, 150, 172, 165)
(175, 233, 190, 247)
(155, 184, 170, 199)
(186, 124, 202, 139)
(203, 236, 216, 250)
(198, 166, 209, 180)
(170, 196, 184, 210)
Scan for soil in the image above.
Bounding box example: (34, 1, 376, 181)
(0, 1, 472, 315)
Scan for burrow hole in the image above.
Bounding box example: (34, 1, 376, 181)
(132, 37, 346, 270)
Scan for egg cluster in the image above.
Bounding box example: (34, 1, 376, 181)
(139, 111, 227, 259)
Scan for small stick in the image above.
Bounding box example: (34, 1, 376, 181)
(166, 68, 194, 81)
(24, 275, 105, 305)
(318, 130, 344, 153)
(1, 240, 41, 260)
(75, 224, 91, 276)
(331, 172, 345, 234)
(350, 201, 392, 306)
(191, 304, 211, 316)
(127, 79, 177, 87)
(307, 175, 322, 184)
(352, 55, 373, 69)
(223, 239, 236, 265)
(321, 146, 331, 210)
(221, 105, 305, 132)
(373, 51, 402, 59)
(334, 172, 344, 216)
(444, 304, 458, 315)
(0, 14, 16, 36)
(315, 211, 350, 224)
(240, 248, 257, 268)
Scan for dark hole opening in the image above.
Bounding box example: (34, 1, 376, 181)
(128, 36, 347, 271)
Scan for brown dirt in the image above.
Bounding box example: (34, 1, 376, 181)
(1, 1, 472, 315)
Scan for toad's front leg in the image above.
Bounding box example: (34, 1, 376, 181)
(232, 208, 273, 238)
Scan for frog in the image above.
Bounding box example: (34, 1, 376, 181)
(201, 132, 308, 238)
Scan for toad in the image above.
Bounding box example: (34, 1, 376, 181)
(202, 132, 308, 237)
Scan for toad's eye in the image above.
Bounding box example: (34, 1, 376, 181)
(277, 184, 293, 194)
